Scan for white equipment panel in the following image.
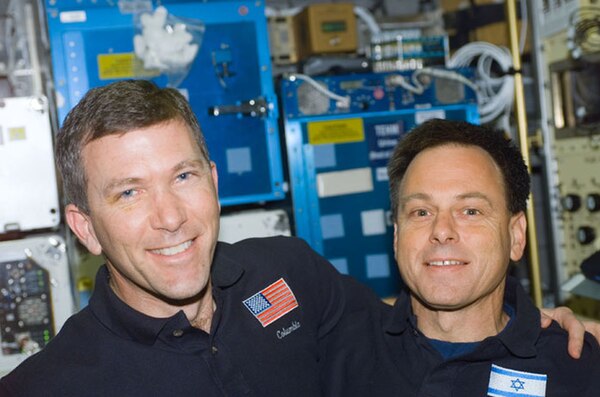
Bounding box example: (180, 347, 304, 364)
(0, 235, 74, 375)
(0, 96, 60, 233)
(219, 209, 291, 243)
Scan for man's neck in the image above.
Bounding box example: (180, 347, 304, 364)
(188, 295, 216, 333)
(411, 289, 509, 343)
(108, 275, 216, 333)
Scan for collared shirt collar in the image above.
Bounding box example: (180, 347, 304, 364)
(496, 276, 539, 357)
(210, 242, 245, 288)
(384, 276, 540, 357)
(384, 286, 413, 335)
(88, 241, 245, 346)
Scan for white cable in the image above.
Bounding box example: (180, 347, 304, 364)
(388, 68, 480, 97)
(447, 41, 514, 124)
(387, 74, 424, 94)
(416, 68, 479, 92)
(353, 6, 381, 36)
(266, 5, 381, 37)
(288, 74, 351, 108)
(265, 6, 303, 18)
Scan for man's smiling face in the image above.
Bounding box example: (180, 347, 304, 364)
(67, 119, 221, 315)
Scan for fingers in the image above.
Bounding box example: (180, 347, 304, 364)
(540, 307, 583, 359)
(582, 320, 600, 346)
(539, 310, 552, 328)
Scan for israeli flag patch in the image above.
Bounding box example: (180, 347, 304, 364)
(488, 364, 547, 397)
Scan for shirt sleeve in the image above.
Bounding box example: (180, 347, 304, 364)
(317, 271, 392, 395)
(584, 333, 600, 396)
(310, 246, 347, 339)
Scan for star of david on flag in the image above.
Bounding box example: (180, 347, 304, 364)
(488, 364, 547, 397)
(243, 278, 299, 327)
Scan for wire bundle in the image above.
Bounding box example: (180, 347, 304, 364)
(387, 67, 479, 95)
(447, 41, 514, 126)
(288, 73, 351, 109)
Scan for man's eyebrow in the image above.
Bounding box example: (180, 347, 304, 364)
(102, 160, 206, 196)
(456, 192, 494, 207)
(172, 159, 206, 173)
(102, 178, 143, 196)
(399, 193, 431, 208)
(399, 192, 494, 207)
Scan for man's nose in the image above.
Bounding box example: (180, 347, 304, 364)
(150, 189, 187, 232)
(429, 212, 458, 244)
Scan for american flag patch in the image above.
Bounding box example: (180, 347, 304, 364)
(243, 278, 299, 327)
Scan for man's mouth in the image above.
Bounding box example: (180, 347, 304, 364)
(427, 260, 465, 266)
(150, 240, 193, 256)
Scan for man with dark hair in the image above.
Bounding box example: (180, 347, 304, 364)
(387, 119, 530, 218)
(386, 119, 600, 395)
(325, 119, 600, 396)
(0, 83, 595, 396)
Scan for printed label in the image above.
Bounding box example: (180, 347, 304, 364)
(308, 118, 364, 145)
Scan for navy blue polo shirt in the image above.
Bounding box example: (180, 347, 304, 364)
(382, 277, 600, 396)
(321, 276, 600, 396)
(0, 236, 346, 396)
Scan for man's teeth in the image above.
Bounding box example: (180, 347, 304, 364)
(151, 240, 192, 256)
(428, 260, 463, 266)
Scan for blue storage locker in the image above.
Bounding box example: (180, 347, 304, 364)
(44, 0, 284, 206)
(281, 69, 479, 297)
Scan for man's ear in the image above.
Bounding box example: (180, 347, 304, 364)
(509, 211, 527, 262)
(65, 204, 102, 255)
(393, 222, 399, 258)
(210, 161, 221, 213)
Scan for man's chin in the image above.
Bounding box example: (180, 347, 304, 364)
(159, 281, 211, 306)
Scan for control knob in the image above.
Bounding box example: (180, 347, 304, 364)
(586, 193, 600, 212)
(561, 194, 582, 212)
(577, 226, 596, 245)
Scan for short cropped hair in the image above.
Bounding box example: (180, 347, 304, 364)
(387, 119, 530, 218)
(55, 79, 210, 213)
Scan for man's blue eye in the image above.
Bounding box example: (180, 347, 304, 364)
(121, 189, 134, 198)
(177, 172, 190, 181)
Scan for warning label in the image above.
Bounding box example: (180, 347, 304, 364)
(307, 118, 365, 145)
(97, 53, 159, 80)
